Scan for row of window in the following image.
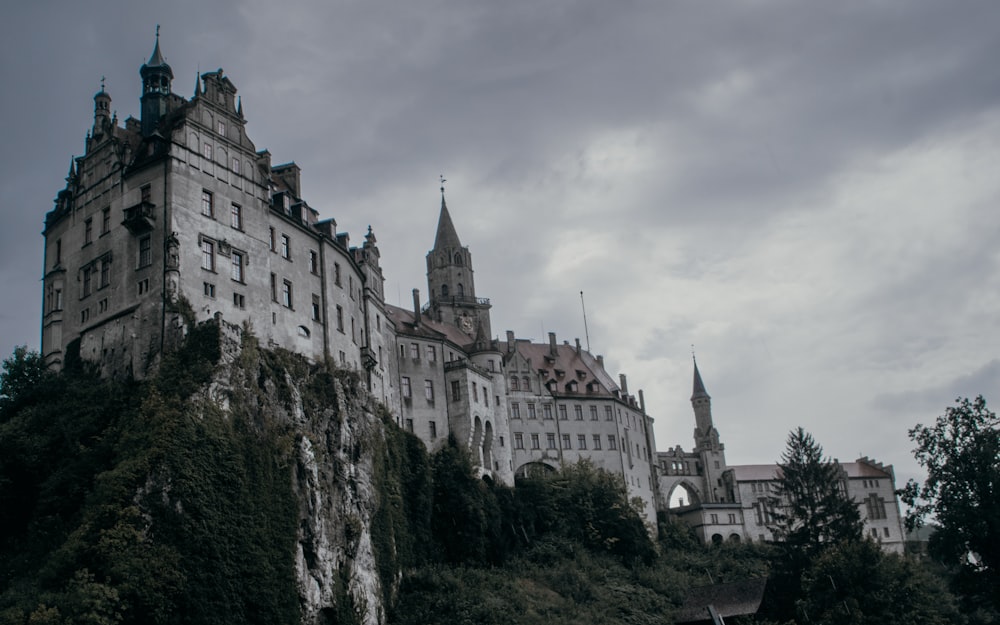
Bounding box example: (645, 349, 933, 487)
(201, 189, 245, 231)
(400, 376, 435, 402)
(200, 237, 246, 283)
(199, 138, 245, 177)
(80, 253, 113, 298)
(82, 207, 114, 247)
(513, 432, 620, 451)
(510, 402, 613, 421)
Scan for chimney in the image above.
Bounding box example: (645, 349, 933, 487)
(638, 389, 646, 413)
(619, 374, 629, 395)
(597, 354, 604, 367)
(506, 330, 515, 352)
(548, 332, 557, 356)
(575, 338, 581, 353)
(412, 289, 421, 326)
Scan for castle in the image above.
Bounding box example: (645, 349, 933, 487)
(40, 36, 905, 547)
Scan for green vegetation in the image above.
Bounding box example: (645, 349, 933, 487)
(1, 338, 991, 625)
(901, 395, 1000, 617)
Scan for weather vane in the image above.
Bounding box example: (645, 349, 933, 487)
(100, 75, 105, 92)
(691, 344, 696, 362)
(440, 174, 446, 194)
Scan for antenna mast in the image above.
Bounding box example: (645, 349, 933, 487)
(580, 291, 591, 352)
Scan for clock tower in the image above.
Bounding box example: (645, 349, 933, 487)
(425, 184, 492, 344)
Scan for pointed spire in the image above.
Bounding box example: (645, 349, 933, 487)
(692, 354, 710, 400)
(194, 72, 201, 97)
(66, 157, 77, 182)
(147, 24, 167, 67)
(433, 176, 462, 251)
(237, 95, 243, 118)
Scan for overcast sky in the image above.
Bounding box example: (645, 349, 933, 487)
(2, 1, 998, 492)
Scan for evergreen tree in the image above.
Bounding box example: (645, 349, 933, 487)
(770, 427, 862, 553)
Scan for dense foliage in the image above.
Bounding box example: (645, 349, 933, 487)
(1, 339, 989, 625)
(901, 395, 1000, 614)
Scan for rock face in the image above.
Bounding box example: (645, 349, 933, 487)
(207, 319, 393, 625)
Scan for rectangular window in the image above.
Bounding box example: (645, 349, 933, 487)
(203, 143, 212, 160)
(543, 404, 553, 420)
(592, 435, 602, 450)
(270, 273, 277, 301)
(217, 120, 226, 135)
(510, 376, 519, 391)
(562, 434, 571, 449)
(309, 250, 318, 274)
(590, 406, 599, 421)
(451, 380, 460, 402)
(574, 405, 583, 420)
(311, 295, 321, 321)
(99, 259, 110, 288)
(82, 267, 93, 297)
(472, 384, 479, 402)
(429, 421, 437, 439)
(410, 343, 419, 359)
(605, 406, 614, 421)
(203, 282, 215, 298)
(401, 377, 411, 398)
(530, 433, 540, 450)
(511, 403, 520, 419)
(405, 419, 413, 433)
(522, 376, 530, 391)
(483, 386, 488, 407)
(282, 280, 293, 308)
(55, 239, 62, 265)
(141, 185, 151, 203)
(559, 405, 567, 420)
(424, 380, 434, 401)
(231, 251, 244, 282)
(334, 263, 342, 286)
(729, 514, 737, 524)
(281, 234, 290, 259)
(233, 292, 245, 308)
(546, 433, 556, 449)
(232, 157, 240, 174)
(426, 345, 436, 361)
(202, 190, 213, 217)
(608, 435, 617, 450)
(84, 218, 93, 245)
(136, 280, 147, 296)
(711, 514, 719, 524)
(527, 403, 536, 419)
(139, 236, 152, 268)
(514, 432, 524, 449)
(577, 434, 587, 450)
(268, 227, 275, 252)
(230, 203, 242, 230)
(336, 306, 344, 332)
(101, 207, 111, 235)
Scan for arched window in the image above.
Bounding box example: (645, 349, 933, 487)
(457, 283, 464, 296)
(454, 252, 463, 266)
(441, 284, 449, 297)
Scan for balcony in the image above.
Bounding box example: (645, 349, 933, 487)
(122, 201, 155, 234)
(421, 295, 490, 313)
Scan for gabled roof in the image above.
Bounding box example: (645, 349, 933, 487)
(499, 338, 624, 400)
(729, 460, 893, 482)
(385, 303, 475, 347)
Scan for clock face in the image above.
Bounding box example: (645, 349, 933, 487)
(459, 315, 474, 333)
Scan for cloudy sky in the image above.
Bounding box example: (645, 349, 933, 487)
(2, 1, 998, 492)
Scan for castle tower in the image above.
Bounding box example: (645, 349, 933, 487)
(425, 185, 492, 341)
(691, 357, 730, 502)
(92, 84, 112, 139)
(139, 27, 173, 136)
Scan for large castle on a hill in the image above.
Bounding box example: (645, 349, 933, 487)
(40, 36, 906, 549)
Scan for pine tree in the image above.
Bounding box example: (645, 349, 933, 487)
(770, 428, 862, 554)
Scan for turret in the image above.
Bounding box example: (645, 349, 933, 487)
(92, 83, 112, 138)
(691, 356, 721, 451)
(425, 180, 492, 339)
(139, 27, 173, 136)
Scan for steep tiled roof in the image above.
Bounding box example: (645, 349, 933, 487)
(385, 303, 474, 346)
(499, 338, 622, 399)
(432, 195, 462, 251)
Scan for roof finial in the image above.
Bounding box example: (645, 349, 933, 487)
(440, 174, 446, 195)
(691, 344, 696, 363)
(156, 23, 160, 41)
(100, 75, 106, 93)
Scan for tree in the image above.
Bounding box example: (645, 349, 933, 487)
(760, 428, 863, 623)
(0, 346, 51, 414)
(770, 427, 863, 553)
(797, 539, 960, 625)
(900, 395, 1000, 609)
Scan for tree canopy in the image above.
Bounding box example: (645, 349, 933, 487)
(770, 427, 863, 554)
(900, 395, 1000, 609)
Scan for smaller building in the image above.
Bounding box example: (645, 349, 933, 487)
(657, 361, 906, 552)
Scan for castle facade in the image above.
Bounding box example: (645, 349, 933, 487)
(42, 37, 903, 541)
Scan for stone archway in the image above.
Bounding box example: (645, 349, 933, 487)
(666, 480, 703, 509)
(514, 461, 557, 479)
